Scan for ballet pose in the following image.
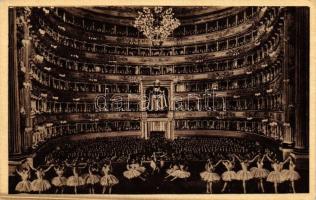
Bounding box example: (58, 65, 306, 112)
(265, 155, 291, 193)
(100, 162, 119, 194)
(221, 157, 237, 193)
(164, 162, 179, 180)
(85, 163, 100, 194)
(29, 163, 54, 194)
(51, 164, 67, 194)
(15, 167, 31, 193)
(281, 156, 300, 193)
(123, 159, 146, 181)
(234, 154, 259, 193)
(65, 161, 86, 194)
(200, 159, 222, 194)
(250, 155, 269, 193)
(169, 163, 190, 181)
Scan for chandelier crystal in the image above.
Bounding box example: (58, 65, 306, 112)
(134, 7, 181, 46)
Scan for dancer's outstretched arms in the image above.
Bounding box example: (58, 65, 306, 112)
(249, 155, 260, 163)
(261, 155, 266, 162)
(27, 162, 37, 171)
(234, 154, 242, 162)
(265, 154, 274, 163)
(44, 164, 54, 173)
(15, 169, 22, 176)
(214, 160, 222, 167)
(281, 156, 291, 165)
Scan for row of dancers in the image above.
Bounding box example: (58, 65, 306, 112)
(15, 161, 118, 194)
(197, 154, 300, 194)
(14, 152, 300, 194)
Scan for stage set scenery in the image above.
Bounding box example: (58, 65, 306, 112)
(8, 6, 309, 194)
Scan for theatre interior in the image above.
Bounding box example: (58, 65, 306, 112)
(8, 6, 309, 194)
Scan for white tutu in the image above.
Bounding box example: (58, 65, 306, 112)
(267, 171, 284, 183)
(51, 176, 67, 187)
(85, 174, 100, 185)
(166, 168, 175, 175)
(123, 169, 141, 179)
(137, 166, 146, 173)
(200, 171, 220, 182)
(15, 180, 31, 192)
(236, 170, 253, 181)
(281, 169, 300, 181)
(31, 179, 51, 192)
(250, 167, 270, 178)
(222, 170, 237, 181)
(100, 174, 119, 186)
(66, 175, 85, 186)
(170, 170, 190, 179)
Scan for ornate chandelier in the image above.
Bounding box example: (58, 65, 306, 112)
(134, 7, 181, 46)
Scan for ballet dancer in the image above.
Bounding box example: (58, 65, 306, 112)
(164, 162, 179, 180)
(200, 159, 222, 194)
(265, 154, 291, 193)
(51, 164, 67, 194)
(85, 163, 100, 194)
(281, 156, 300, 193)
(29, 163, 54, 194)
(123, 158, 146, 181)
(169, 163, 190, 181)
(15, 167, 32, 193)
(250, 154, 269, 193)
(65, 161, 86, 194)
(221, 156, 237, 193)
(234, 154, 259, 193)
(100, 162, 119, 194)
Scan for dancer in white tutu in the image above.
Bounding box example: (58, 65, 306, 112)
(221, 156, 237, 192)
(66, 161, 86, 194)
(123, 159, 146, 181)
(100, 162, 119, 194)
(200, 159, 222, 194)
(281, 156, 300, 193)
(250, 154, 269, 193)
(265, 155, 291, 193)
(164, 162, 179, 180)
(29, 163, 54, 194)
(170, 163, 191, 181)
(85, 163, 100, 194)
(234, 154, 259, 193)
(15, 167, 31, 193)
(51, 164, 67, 194)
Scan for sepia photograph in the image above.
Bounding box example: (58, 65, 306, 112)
(5, 3, 313, 198)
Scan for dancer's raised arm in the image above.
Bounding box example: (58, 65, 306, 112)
(281, 156, 291, 165)
(265, 154, 274, 163)
(27, 162, 37, 171)
(249, 155, 260, 163)
(214, 160, 222, 167)
(43, 164, 54, 173)
(15, 168, 22, 176)
(234, 154, 242, 162)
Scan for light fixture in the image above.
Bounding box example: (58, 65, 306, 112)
(134, 7, 180, 46)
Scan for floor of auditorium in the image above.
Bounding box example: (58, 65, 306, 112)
(9, 161, 309, 194)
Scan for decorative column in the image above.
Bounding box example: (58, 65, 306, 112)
(293, 8, 309, 154)
(20, 8, 33, 154)
(9, 8, 22, 155)
(281, 8, 294, 151)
